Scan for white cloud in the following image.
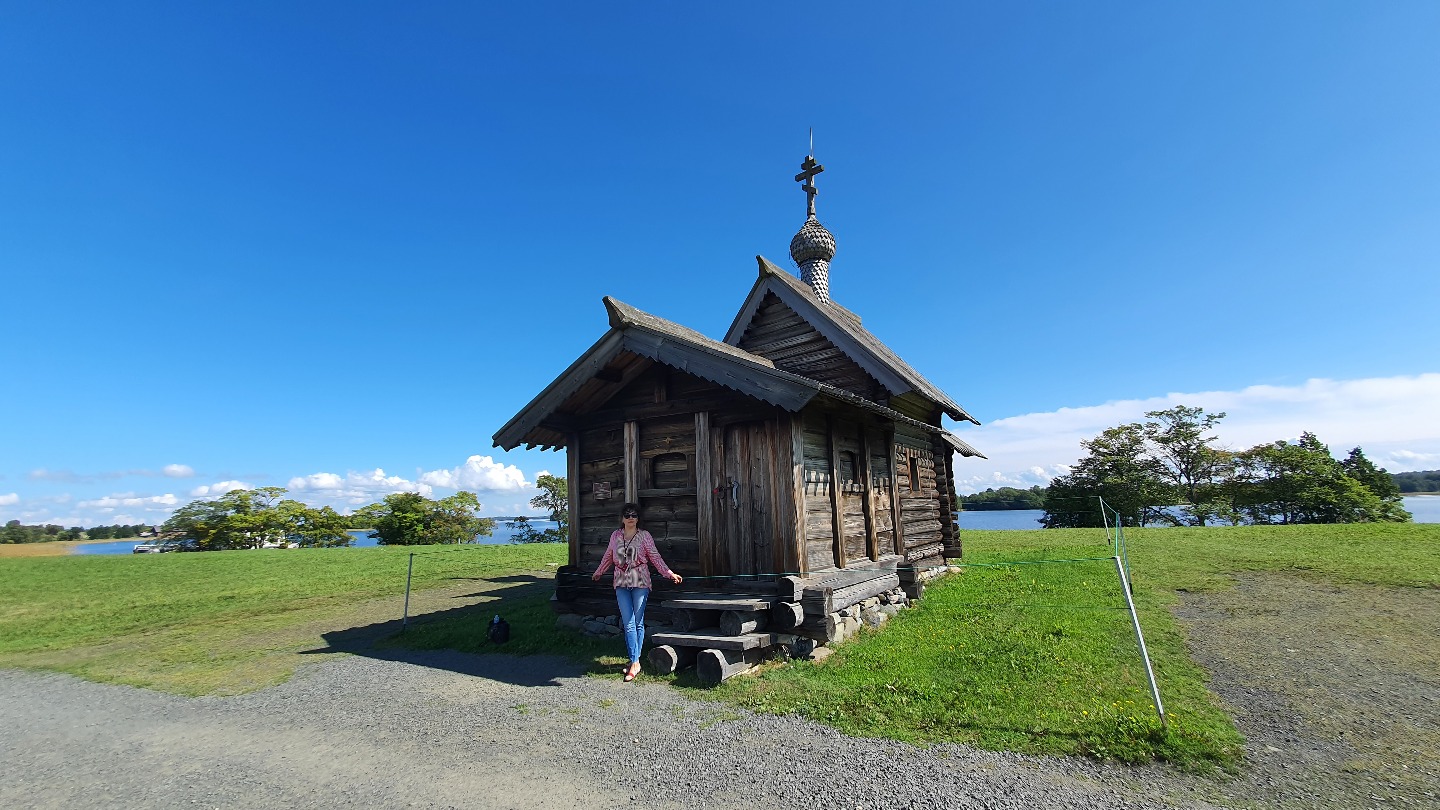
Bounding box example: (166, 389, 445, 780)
(952, 373, 1440, 491)
(29, 465, 198, 483)
(0, 493, 18, 506)
(75, 492, 182, 513)
(419, 455, 530, 492)
(288, 468, 431, 505)
(189, 480, 252, 497)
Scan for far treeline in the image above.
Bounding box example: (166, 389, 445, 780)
(1018, 406, 1411, 528)
(1394, 469, 1440, 493)
(1, 521, 154, 544)
(958, 467, 1439, 512)
(0, 475, 570, 549)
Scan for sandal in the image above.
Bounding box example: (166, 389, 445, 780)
(623, 663, 640, 682)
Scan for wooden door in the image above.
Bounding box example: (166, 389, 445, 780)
(716, 420, 778, 578)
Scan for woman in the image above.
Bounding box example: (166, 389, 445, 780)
(592, 503, 683, 682)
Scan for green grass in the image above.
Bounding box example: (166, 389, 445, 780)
(0, 543, 566, 692)
(695, 523, 1439, 769)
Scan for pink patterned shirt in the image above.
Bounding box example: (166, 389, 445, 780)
(595, 529, 675, 590)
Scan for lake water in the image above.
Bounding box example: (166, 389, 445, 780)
(344, 519, 561, 547)
(72, 540, 154, 555)
(62, 500, 1440, 554)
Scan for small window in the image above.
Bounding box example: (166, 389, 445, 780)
(908, 455, 921, 493)
(651, 452, 689, 489)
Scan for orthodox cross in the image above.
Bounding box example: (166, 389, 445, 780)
(794, 154, 825, 218)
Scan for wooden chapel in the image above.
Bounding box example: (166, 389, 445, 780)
(492, 154, 984, 676)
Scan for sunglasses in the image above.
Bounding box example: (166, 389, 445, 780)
(622, 512, 639, 518)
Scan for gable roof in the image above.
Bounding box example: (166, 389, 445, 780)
(492, 296, 984, 458)
(724, 257, 979, 425)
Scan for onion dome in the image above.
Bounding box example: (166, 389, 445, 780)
(790, 217, 836, 265)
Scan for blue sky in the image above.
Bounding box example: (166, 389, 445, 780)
(3, 2, 1438, 528)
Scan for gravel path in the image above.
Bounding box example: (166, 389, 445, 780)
(1165, 573, 1440, 810)
(2, 650, 1212, 810)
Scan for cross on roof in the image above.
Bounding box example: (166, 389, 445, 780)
(794, 155, 825, 218)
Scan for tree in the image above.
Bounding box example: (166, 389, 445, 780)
(162, 486, 355, 549)
(1340, 447, 1409, 521)
(368, 491, 496, 546)
(505, 515, 549, 544)
(1231, 433, 1407, 524)
(1042, 424, 1170, 528)
(1142, 406, 1229, 526)
(279, 501, 352, 548)
(955, 486, 1047, 511)
(524, 474, 568, 543)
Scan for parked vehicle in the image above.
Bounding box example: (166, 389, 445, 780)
(132, 539, 186, 553)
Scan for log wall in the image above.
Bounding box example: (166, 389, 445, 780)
(894, 425, 947, 568)
(573, 366, 713, 575)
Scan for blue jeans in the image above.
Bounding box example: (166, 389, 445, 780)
(614, 587, 650, 664)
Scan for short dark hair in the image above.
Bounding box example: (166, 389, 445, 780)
(620, 502, 640, 522)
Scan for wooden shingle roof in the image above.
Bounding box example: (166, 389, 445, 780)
(725, 257, 979, 425)
(492, 296, 984, 457)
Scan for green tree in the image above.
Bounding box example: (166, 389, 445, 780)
(164, 489, 360, 549)
(1231, 433, 1406, 524)
(2, 520, 25, 544)
(505, 515, 549, 543)
(368, 491, 495, 546)
(1339, 447, 1410, 521)
(956, 486, 1047, 511)
(526, 474, 569, 543)
(1042, 424, 1170, 528)
(1142, 406, 1229, 526)
(279, 501, 353, 548)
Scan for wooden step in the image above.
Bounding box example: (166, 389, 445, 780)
(650, 630, 776, 651)
(661, 597, 775, 612)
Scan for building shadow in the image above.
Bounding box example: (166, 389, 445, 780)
(302, 576, 605, 688)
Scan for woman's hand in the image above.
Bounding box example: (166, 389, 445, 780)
(591, 571, 602, 582)
(669, 572, 683, 584)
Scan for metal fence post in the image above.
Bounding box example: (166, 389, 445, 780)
(401, 552, 414, 633)
(1113, 554, 1166, 729)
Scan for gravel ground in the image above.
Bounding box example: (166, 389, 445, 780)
(2, 650, 1212, 810)
(1162, 573, 1440, 810)
(2, 570, 1434, 810)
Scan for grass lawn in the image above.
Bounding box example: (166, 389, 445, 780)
(0, 543, 566, 694)
(3, 523, 1436, 771)
(694, 523, 1438, 769)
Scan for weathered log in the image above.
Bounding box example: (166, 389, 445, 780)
(648, 644, 697, 675)
(650, 630, 771, 650)
(696, 647, 762, 686)
(797, 613, 845, 643)
(779, 575, 805, 601)
(673, 608, 720, 632)
(769, 601, 804, 631)
(720, 610, 768, 636)
(801, 572, 901, 615)
(663, 597, 771, 612)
